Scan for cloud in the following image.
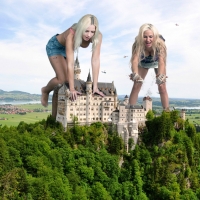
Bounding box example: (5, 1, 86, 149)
(0, 0, 200, 98)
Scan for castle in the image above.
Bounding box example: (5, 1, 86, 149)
(52, 57, 152, 150)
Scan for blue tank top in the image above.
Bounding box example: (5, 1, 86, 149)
(139, 54, 159, 68)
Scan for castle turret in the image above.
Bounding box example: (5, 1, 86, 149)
(143, 96, 152, 115)
(86, 71, 92, 124)
(124, 95, 129, 105)
(180, 109, 186, 120)
(74, 56, 81, 80)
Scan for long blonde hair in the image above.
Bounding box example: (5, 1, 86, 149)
(72, 14, 100, 51)
(131, 23, 167, 64)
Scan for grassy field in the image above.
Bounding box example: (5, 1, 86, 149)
(1, 103, 200, 127)
(185, 114, 200, 124)
(0, 112, 51, 127)
(17, 103, 52, 110)
(0, 103, 52, 127)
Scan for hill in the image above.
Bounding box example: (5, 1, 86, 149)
(0, 113, 200, 199)
(118, 95, 200, 108)
(1, 90, 200, 108)
(0, 89, 52, 101)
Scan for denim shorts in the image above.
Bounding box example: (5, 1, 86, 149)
(46, 34, 66, 57)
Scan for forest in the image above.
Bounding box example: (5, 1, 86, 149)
(0, 110, 200, 199)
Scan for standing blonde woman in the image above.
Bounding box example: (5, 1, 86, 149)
(41, 14, 104, 107)
(129, 23, 169, 110)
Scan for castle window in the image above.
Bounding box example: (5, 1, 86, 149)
(111, 103, 113, 106)
(94, 98, 97, 100)
(109, 98, 111, 100)
(84, 98, 86, 100)
(99, 98, 102, 100)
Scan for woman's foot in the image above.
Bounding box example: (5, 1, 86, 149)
(41, 87, 49, 107)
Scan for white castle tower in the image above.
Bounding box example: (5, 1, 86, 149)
(143, 96, 152, 115)
(86, 71, 92, 124)
(74, 56, 81, 80)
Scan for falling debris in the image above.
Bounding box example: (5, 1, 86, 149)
(101, 70, 106, 74)
(146, 88, 152, 96)
(175, 24, 179, 26)
(124, 56, 128, 58)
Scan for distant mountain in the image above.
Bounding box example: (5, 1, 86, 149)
(0, 90, 199, 108)
(0, 89, 31, 95)
(0, 89, 51, 101)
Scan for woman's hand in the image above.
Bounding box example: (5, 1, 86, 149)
(129, 73, 143, 83)
(92, 87, 105, 97)
(69, 89, 82, 101)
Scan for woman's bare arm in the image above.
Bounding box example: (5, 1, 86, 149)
(91, 33, 104, 96)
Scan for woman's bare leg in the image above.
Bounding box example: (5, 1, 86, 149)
(158, 84, 169, 109)
(41, 55, 68, 107)
(129, 67, 149, 105)
(154, 69, 169, 109)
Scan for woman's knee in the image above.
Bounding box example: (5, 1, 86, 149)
(56, 76, 66, 84)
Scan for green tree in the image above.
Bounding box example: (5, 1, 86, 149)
(146, 109, 154, 121)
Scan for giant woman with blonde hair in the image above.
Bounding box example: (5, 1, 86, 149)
(129, 23, 169, 110)
(41, 14, 104, 106)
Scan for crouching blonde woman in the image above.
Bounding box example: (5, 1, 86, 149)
(41, 14, 104, 107)
(129, 23, 169, 111)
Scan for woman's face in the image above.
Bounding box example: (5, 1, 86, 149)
(82, 25, 96, 41)
(143, 30, 154, 49)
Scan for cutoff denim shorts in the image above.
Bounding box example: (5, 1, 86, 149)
(46, 34, 66, 57)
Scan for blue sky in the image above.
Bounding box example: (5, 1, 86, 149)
(0, 0, 200, 99)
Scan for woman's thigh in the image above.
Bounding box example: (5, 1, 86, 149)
(138, 67, 149, 79)
(49, 55, 68, 81)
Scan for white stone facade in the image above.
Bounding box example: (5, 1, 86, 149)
(54, 57, 152, 150)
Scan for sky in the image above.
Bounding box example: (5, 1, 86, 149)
(0, 0, 200, 99)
